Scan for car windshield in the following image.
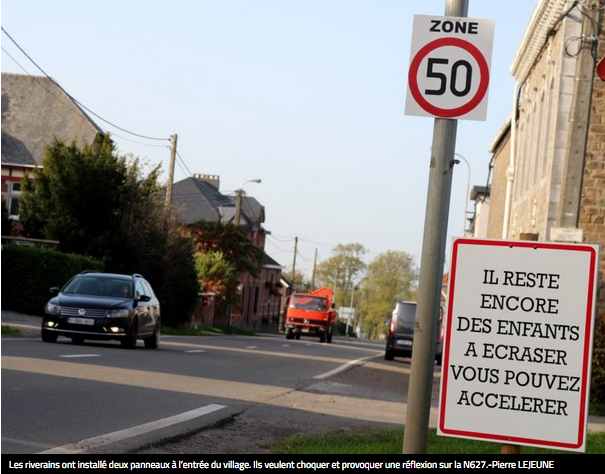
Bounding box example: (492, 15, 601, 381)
(290, 296, 327, 311)
(62, 277, 133, 298)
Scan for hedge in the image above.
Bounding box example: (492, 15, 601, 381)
(1, 244, 103, 316)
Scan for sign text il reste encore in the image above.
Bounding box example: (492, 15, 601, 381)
(438, 238, 598, 452)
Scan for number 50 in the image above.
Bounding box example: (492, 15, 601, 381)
(425, 58, 472, 97)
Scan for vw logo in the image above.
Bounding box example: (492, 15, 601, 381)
(78, 309, 87, 316)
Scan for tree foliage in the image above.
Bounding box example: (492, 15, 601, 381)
(359, 251, 418, 339)
(18, 135, 199, 327)
(187, 220, 263, 319)
(289, 269, 311, 293)
(194, 250, 238, 295)
(187, 220, 263, 277)
(314, 243, 367, 308)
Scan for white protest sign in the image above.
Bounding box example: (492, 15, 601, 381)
(438, 238, 598, 452)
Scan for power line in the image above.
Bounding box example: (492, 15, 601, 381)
(1, 26, 170, 143)
(175, 151, 193, 177)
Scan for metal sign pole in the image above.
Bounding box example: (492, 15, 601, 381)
(402, 0, 468, 455)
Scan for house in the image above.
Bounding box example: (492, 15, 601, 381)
(170, 173, 285, 331)
(483, 1, 604, 319)
(1, 72, 103, 227)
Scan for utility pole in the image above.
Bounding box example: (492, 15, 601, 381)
(165, 134, 178, 216)
(234, 179, 261, 226)
(291, 237, 298, 290)
(311, 248, 318, 289)
(234, 188, 243, 225)
(402, 0, 467, 455)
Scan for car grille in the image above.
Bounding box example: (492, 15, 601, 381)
(60, 307, 108, 318)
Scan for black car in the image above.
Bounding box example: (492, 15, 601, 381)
(384, 301, 442, 365)
(41, 272, 161, 349)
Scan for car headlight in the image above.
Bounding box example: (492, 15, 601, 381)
(107, 309, 131, 318)
(45, 302, 60, 315)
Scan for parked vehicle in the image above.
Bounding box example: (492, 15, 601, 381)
(41, 271, 161, 349)
(384, 301, 443, 364)
(285, 287, 337, 343)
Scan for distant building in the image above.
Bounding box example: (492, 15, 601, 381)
(486, 0, 605, 318)
(170, 174, 284, 331)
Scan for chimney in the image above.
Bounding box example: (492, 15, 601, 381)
(194, 174, 220, 190)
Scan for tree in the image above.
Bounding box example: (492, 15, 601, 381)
(187, 220, 263, 319)
(288, 269, 311, 293)
(314, 243, 367, 309)
(20, 136, 131, 262)
(360, 251, 418, 339)
(18, 136, 199, 327)
(194, 250, 238, 296)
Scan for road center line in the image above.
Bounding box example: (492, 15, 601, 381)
(59, 354, 101, 358)
(37, 404, 226, 454)
(313, 355, 378, 379)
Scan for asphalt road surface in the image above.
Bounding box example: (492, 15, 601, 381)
(1, 317, 441, 454)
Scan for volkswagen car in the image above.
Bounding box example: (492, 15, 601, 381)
(41, 271, 161, 349)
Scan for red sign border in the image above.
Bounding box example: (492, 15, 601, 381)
(408, 37, 490, 118)
(439, 238, 597, 450)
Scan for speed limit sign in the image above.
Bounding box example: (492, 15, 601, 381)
(405, 15, 495, 121)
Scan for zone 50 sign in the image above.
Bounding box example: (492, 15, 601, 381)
(405, 15, 495, 121)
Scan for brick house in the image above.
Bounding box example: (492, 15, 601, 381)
(485, 1, 605, 319)
(170, 174, 284, 331)
(1, 73, 103, 228)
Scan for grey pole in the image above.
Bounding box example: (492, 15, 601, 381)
(402, 0, 468, 455)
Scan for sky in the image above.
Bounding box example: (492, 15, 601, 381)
(1, 0, 538, 278)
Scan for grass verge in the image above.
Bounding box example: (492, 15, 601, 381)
(272, 428, 605, 454)
(1, 325, 21, 336)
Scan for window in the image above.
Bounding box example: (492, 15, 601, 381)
(7, 181, 22, 218)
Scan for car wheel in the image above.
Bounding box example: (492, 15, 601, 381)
(327, 328, 333, 343)
(286, 328, 294, 340)
(319, 331, 326, 343)
(144, 322, 161, 349)
(384, 350, 395, 361)
(41, 329, 58, 343)
(121, 319, 138, 349)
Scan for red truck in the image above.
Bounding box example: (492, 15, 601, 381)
(285, 287, 337, 343)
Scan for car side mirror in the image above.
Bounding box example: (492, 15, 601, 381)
(50, 287, 60, 295)
(138, 294, 152, 302)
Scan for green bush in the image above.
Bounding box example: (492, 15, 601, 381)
(592, 315, 605, 404)
(1, 244, 103, 315)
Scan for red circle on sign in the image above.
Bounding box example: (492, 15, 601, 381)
(408, 37, 489, 118)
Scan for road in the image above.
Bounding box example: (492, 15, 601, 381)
(1, 322, 441, 454)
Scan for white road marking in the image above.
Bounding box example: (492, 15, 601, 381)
(313, 355, 378, 379)
(186, 349, 206, 353)
(37, 404, 227, 454)
(59, 354, 101, 358)
(246, 346, 258, 349)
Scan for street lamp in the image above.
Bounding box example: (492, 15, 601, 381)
(234, 179, 261, 225)
(455, 153, 471, 235)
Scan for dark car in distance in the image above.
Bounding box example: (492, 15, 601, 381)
(41, 272, 161, 349)
(384, 301, 442, 365)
